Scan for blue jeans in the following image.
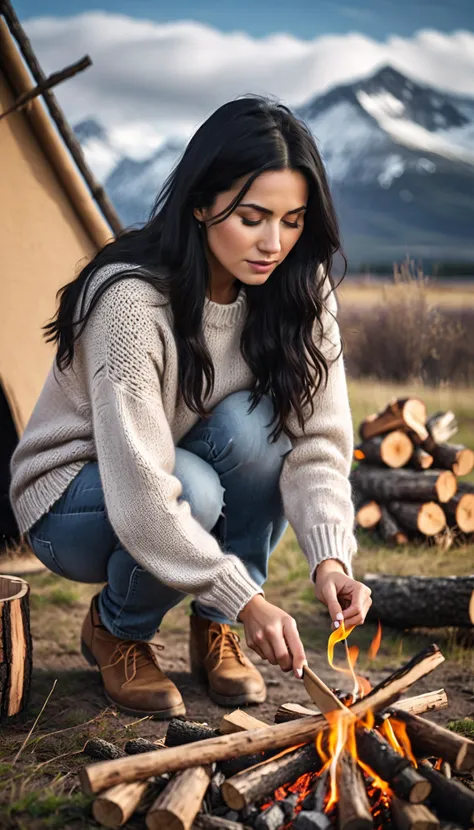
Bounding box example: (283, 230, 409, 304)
(28, 391, 291, 640)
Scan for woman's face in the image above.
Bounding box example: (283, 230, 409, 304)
(195, 169, 309, 289)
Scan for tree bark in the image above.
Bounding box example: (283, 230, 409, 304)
(354, 431, 414, 468)
(354, 728, 431, 803)
(363, 574, 474, 628)
(378, 507, 409, 545)
(359, 398, 427, 441)
(0, 574, 32, 720)
(444, 494, 474, 533)
(432, 445, 474, 477)
(388, 501, 446, 536)
(352, 467, 457, 504)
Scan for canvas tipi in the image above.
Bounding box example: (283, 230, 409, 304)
(0, 1, 122, 544)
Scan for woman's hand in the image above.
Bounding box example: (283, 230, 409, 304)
(314, 559, 372, 628)
(238, 594, 307, 678)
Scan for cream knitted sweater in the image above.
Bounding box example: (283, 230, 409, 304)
(10, 262, 357, 621)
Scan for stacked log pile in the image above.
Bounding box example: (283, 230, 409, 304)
(352, 398, 474, 545)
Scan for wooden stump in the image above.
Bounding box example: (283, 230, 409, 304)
(0, 574, 32, 720)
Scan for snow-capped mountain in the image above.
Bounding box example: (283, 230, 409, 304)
(74, 65, 474, 264)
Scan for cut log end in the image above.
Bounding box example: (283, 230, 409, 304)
(453, 448, 474, 477)
(455, 494, 474, 534)
(435, 471, 457, 504)
(356, 501, 382, 529)
(417, 502, 447, 536)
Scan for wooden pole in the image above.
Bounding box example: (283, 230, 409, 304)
(0, 0, 122, 235)
(0, 56, 91, 121)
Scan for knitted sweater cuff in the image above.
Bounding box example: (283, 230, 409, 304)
(303, 523, 357, 582)
(197, 556, 264, 622)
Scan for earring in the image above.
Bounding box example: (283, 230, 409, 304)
(197, 222, 202, 229)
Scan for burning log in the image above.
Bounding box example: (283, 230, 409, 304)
(431, 445, 474, 477)
(275, 690, 448, 725)
(336, 752, 373, 830)
(419, 762, 474, 828)
(352, 467, 457, 505)
(356, 501, 383, 530)
(391, 797, 440, 830)
(387, 501, 447, 536)
(221, 743, 320, 810)
(145, 765, 212, 830)
(377, 506, 409, 545)
(387, 710, 474, 772)
(354, 431, 414, 468)
(409, 448, 434, 472)
(444, 494, 474, 534)
(355, 727, 431, 803)
(359, 398, 427, 441)
(426, 411, 458, 445)
(363, 575, 474, 628)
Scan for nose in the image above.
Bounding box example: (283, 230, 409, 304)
(257, 222, 281, 256)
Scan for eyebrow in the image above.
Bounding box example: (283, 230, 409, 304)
(239, 202, 307, 216)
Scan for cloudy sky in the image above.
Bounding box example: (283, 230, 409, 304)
(15, 1, 474, 146)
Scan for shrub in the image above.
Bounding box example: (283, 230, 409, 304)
(340, 259, 474, 386)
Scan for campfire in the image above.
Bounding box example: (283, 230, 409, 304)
(79, 623, 474, 830)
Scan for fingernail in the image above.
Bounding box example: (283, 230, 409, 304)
(334, 620, 340, 629)
(302, 659, 308, 667)
(295, 668, 303, 679)
(336, 612, 344, 621)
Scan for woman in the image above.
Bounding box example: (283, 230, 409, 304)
(10, 96, 371, 719)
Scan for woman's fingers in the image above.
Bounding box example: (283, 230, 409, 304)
(283, 618, 307, 678)
(264, 624, 293, 671)
(342, 592, 372, 627)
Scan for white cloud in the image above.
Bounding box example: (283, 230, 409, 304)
(24, 13, 474, 137)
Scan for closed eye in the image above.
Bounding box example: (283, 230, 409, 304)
(241, 218, 302, 229)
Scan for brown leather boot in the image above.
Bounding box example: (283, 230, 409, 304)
(189, 613, 266, 706)
(81, 593, 186, 718)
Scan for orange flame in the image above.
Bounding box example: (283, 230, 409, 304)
(368, 621, 383, 660)
(354, 449, 365, 460)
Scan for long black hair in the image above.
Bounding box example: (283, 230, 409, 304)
(44, 95, 345, 441)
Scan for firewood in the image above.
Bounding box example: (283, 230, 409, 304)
(354, 431, 414, 468)
(377, 506, 409, 545)
(363, 574, 474, 628)
(145, 765, 212, 830)
(356, 501, 383, 530)
(426, 411, 458, 445)
(359, 398, 427, 441)
(93, 780, 165, 828)
(444, 494, 474, 534)
(355, 727, 431, 803)
(125, 737, 167, 754)
(0, 575, 32, 720)
(352, 467, 457, 504)
(219, 711, 268, 734)
(431, 445, 474, 477)
(300, 769, 329, 812)
(84, 738, 127, 761)
(388, 710, 474, 772)
(80, 646, 444, 794)
(221, 743, 320, 810)
(388, 501, 447, 536)
(391, 797, 440, 830)
(336, 752, 373, 830)
(293, 811, 331, 830)
(409, 448, 434, 471)
(274, 690, 448, 725)
(419, 761, 474, 827)
(166, 719, 219, 746)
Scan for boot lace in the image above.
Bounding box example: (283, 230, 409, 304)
(101, 641, 165, 688)
(206, 625, 246, 671)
